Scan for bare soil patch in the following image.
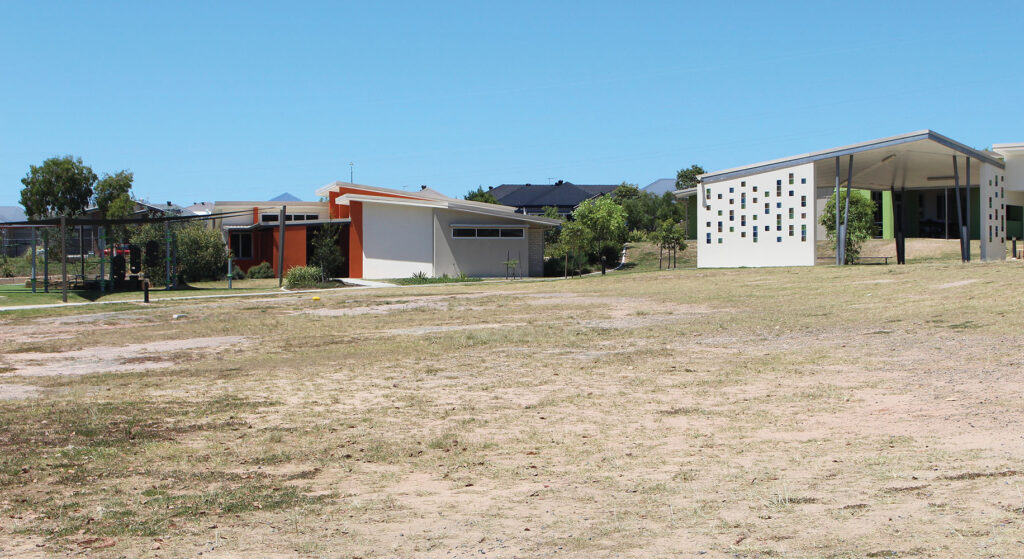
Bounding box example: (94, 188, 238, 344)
(2, 336, 248, 376)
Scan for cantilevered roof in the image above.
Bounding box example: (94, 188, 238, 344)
(700, 130, 1004, 187)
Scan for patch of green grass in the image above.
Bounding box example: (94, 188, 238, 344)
(391, 273, 483, 286)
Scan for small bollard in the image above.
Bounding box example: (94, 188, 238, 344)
(143, 280, 150, 303)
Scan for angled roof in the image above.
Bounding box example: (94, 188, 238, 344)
(489, 182, 618, 207)
(0, 206, 26, 223)
(270, 192, 302, 202)
(701, 130, 1004, 185)
(642, 178, 676, 195)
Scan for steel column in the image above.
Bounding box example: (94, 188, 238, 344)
(839, 154, 854, 265)
(953, 156, 966, 262)
(61, 216, 68, 303)
(30, 226, 37, 293)
(834, 157, 841, 265)
(965, 158, 971, 262)
(278, 205, 286, 287)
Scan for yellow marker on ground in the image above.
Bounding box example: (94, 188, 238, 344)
(312, 296, 320, 301)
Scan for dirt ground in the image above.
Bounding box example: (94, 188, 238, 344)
(1, 257, 1024, 558)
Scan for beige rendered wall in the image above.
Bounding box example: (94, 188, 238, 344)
(432, 209, 536, 277)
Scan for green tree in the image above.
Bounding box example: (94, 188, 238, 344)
(541, 206, 562, 245)
(651, 219, 687, 269)
(94, 171, 135, 243)
(19, 155, 98, 219)
(819, 191, 876, 264)
(573, 196, 627, 272)
(310, 223, 346, 281)
(552, 220, 592, 278)
(675, 164, 705, 190)
(611, 182, 640, 204)
(464, 186, 500, 204)
(175, 223, 229, 282)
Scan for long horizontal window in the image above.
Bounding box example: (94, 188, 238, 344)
(451, 227, 525, 239)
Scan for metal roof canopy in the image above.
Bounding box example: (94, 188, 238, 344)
(701, 130, 1004, 190)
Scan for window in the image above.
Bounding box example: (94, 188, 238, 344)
(764, 203, 770, 215)
(800, 195, 807, 208)
(452, 228, 476, 238)
(718, 222, 723, 233)
(717, 193, 723, 199)
(476, 228, 500, 238)
(777, 202, 782, 209)
(752, 186, 758, 192)
(292, 214, 305, 221)
(306, 214, 319, 220)
(706, 233, 711, 244)
(706, 221, 711, 228)
(789, 208, 794, 219)
(741, 181, 746, 187)
(500, 229, 524, 238)
(788, 190, 794, 197)
(729, 187, 734, 193)
(801, 224, 807, 242)
(788, 173, 794, 185)
(789, 224, 794, 237)
(229, 231, 253, 259)
(451, 227, 524, 239)
(261, 214, 279, 223)
(729, 210, 734, 221)
(801, 178, 806, 184)
(741, 193, 746, 209)
(729, 226, 734, 232)
(741, 215, 746, 226)
(777, 236, 782, 243)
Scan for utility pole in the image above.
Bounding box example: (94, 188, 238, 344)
(350, 162, 354, 183)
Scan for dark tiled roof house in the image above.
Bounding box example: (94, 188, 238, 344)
(487, 181, 619, 216)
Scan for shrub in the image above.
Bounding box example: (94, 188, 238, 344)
(285, 265, 322, 289)
(627, 229, 650, 243)
(0, 256, 13, 278)
(820, 191, 876, 264)
(310, 224, 345, 280)
(231, 265, 246, 280)
(175, 223, 229, 282)
(246, 262, 274, 279)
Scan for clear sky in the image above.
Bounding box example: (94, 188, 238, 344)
(2, 1, 1021, 206)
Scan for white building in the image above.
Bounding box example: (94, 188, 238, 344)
(688, 130, 1020, 268)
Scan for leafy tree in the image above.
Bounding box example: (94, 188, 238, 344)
(651, 219, 687, 269)
(611, 182, 640, 204)
(819, 191, 876, 264)
(675, 164, 705, 190)
(551, 220, 592, 278)
(464, 186, 500, 204)
(93, 171, 134, 216)
(618, 191, 686, 233)
(19, 156, 98, 219)
(94, 170, 135, 243)
(573, 196, 627, 272)
(541, 205, 562, 245)
(311, 223, 346, 281)
(572, 196, 627, 250)
(175, 223, 229, 283)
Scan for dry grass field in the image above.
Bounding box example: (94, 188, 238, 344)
(2, 249, 1024, 557)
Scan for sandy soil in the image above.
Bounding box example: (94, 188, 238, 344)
(2, 260, 1024, 557)
(2, 336, 248, 377)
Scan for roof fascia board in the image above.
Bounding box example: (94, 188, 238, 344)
(701, 130, 1003, 184)
(445, 203, 562, 226)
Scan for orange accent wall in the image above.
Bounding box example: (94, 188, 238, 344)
(272, 226, 307, 276)
(348, 201, 363, 278)
(328, 186, 426, 219)
(252, 207, 259, 224)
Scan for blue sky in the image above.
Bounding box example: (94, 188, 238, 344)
(1, 1, 1021, 206)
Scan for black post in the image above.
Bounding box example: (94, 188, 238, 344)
(953, 156, 966, 262)
(965, 158, 971, 262)
(43, 229, 50, 292)
(30, 226, 37, 293)
(144, 280, 150, 303)
(278, 205, 286, 287)
(79, 224, 85, 281)
(61, 216, 68, 303)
